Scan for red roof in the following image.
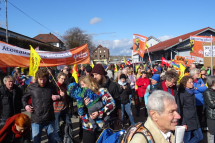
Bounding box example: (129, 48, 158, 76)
(33, 33, 63, 43)
(146, 27, 215, 53)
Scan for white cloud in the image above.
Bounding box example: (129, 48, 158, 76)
(158, 35, 174, 41)
(54, 31, 59, 35)
(94, 38, 133, 56)
(90, 17, 102, 25)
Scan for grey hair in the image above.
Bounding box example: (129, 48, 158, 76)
(122, 68, 128, 74)
(189, 68, 199, 76)
(207, 76, 215, 88)
(147, 90, 175, 117)
(3, 75, 14, 84)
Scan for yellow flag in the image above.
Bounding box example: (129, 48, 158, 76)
(114, 64, 118, 73)
(123, 57, 126, 65)
(72, 64, 78, 83)
(29, 45, 41, 76)
(146, 44, 149, 50)
(90, 61, 94, 68)
(178, 63, 186, 84)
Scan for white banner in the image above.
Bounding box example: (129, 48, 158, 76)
(204, 46, 215, 57)
(0, 42, 72, 59)
(190, 36, 212, 42)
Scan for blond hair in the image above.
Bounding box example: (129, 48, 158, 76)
(79, 75, 99, 94)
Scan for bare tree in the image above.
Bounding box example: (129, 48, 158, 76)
(62, 27, 96, 56)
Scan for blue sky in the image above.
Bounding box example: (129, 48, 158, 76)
(0, 0, 215, 55)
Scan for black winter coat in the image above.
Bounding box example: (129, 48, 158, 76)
(117, 83, 132, 105)
(102, 76, 120, 101)
(22, 82, 60, 124)
(0, 84, 23, 119)
(179, 89, 200, 131)
(204, 88, 215, 120)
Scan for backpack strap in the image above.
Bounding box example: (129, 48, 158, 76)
(121, 122, 155, 143)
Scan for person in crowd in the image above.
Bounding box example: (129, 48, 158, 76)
(122, 68, 131, 84)
(54, 72, 71, 143)
(136, 68, 142, 79)
(130, 90, 181, 143)
(167, 62, 174, 71)
(160, 66, 167, 77)
(79, 65, 86, 77)
(85, 65, 93, 76)
(190, 68, 207, 125)
(106, 65, 113, 81)
(114, 66, 123, 82)
(156, 70, 178, 96)
(19, 75, 28, 94)
(144, 74, 160, 108)
(91, 64, 121, 124)
(12, 67, 20, 85)
(71, 75, 115, 143)
(22, 68, 62, 143)
(128, 70, 136, 105)
(0, 75, 23, 127)
(117, 74, 135, 125)
(179, 76, 203, 143)
(157, 64, 162, 73)
(204, 76, 215, 143)
(190, 63, 196, 70)
(200, 69, 207, 84)
(0, 113, 31, 143)
(136, 71, 150, 117)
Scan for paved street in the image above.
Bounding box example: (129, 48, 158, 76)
(22, 101, 208, 143)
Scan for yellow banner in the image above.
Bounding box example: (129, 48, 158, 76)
(29, 45, 41, 76)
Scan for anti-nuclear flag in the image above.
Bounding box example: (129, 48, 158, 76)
(133, 34, 147, 58)
(29, 45, 41, 76)
(114, 64, 118, 73)
(178, 63, 186, 84)
(90, 61, 94, 68)
(190, 35, 214, 58)
(72, 64, 78, 83)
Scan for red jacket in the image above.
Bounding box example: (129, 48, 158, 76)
(136, 77, 150, 97)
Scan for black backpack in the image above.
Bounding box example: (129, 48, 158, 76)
(60, 122, 75, 143)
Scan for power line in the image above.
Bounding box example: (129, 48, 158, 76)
(7, 0, 60, 36)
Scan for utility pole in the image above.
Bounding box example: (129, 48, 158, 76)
(4, 0, 8, 43)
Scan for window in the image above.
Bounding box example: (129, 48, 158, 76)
(100, 55, 101, 57)
(50, 37, 53, 39)
(104, 55, 105, 57)
(100, 50, 101, 53)
(95, 55, 97, 58)
(39, 37, 42, 39)
(10, 35, 17, 38)
(104, 50, 106, 52)
(0, 32, 6, 36)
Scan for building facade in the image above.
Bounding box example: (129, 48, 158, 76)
(143, 27, 215, 64)
(92, 45, 110, 64)
(34, 33, 65, 49)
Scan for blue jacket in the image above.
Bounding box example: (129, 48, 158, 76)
(144, 83, 158, 106)
(193, 78, 207, 106)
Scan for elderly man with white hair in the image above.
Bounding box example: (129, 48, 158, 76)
(130, 90, 181, 143)
(190, 68, 207, 125)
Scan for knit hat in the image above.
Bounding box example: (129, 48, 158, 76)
(120, 74, 126, 79)
(91, 64, 107, 75)
(151, 74, 160, 82)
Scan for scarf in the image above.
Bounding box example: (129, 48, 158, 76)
(128, 75, 133, 83)
(55, 82, 67, 106)
(118, 80, 127, 86)
(185, 88, 195, 95)
(0, 114, 30, 142)
(162, 81, 174, 96)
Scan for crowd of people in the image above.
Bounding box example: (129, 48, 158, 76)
(0, 62, 215, 143)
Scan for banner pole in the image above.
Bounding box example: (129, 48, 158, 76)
(147, 48, 152, 68)
(211, 35, 213, 76)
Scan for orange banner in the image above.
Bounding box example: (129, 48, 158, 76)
(133, 34, 147, 58)
(0, 41, 90, 67)
(175, 56, 195, 66)
(190, 35, 215, 58)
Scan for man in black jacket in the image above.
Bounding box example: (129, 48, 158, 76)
(22, 68, 62, 143)
(0, 75, 23, 128)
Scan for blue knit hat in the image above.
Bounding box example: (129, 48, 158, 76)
(151, 74, 160, 82)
